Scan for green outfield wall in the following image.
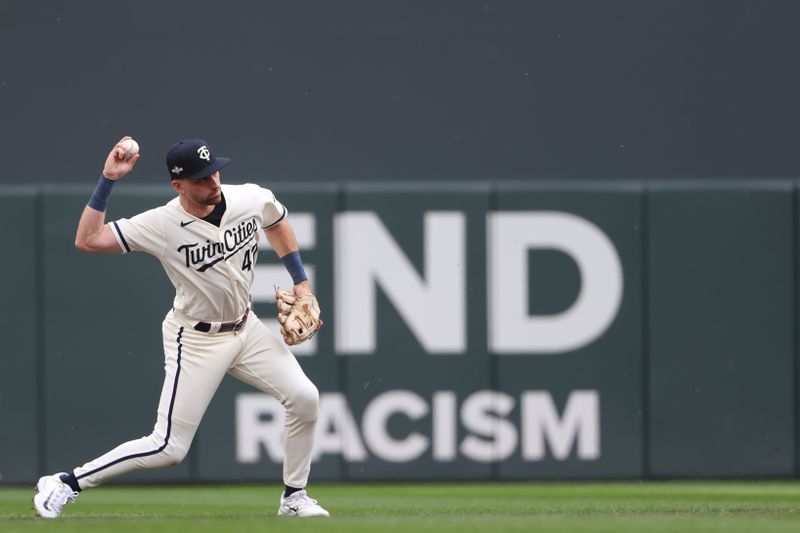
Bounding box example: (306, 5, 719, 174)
(0, 180, 796, 483)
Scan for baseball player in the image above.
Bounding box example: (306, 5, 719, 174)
(33, 137, 328, 519)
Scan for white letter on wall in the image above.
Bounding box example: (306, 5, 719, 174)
(335, 211, 466, 354)
(362, 390, 430, 462)
(488, 212, 623, 354)
(312, 393, 368, 462)
(432, 391, 457, 461)
(236, 393, 285, 463)
(459, 390, 518, 462)
(521, 390, 600, 461)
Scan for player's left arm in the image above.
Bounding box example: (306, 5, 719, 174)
(264, 219, 312, 297)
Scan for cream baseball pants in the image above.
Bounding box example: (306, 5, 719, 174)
(72, 309, 319, 489)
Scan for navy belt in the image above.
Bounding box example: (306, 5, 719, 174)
(194, 308, 250, 333)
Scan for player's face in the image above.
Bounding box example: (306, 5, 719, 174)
(183, 172, 222, 206)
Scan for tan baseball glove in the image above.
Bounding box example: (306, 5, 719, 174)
(275, 287, 323, 345)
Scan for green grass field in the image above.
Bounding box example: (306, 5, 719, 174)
(2, 482, 800, 532)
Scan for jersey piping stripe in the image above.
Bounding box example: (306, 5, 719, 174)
(112, 221, 131, 253)
(76, 326, 184, 481)
(263, 206, 287, 229)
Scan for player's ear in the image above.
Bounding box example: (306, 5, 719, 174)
(171, 179, 183, 194)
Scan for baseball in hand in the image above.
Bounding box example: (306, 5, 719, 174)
(120, 138, 140, 161)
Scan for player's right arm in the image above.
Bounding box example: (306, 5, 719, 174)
(75, 137, 140, 254)
(75, 205, 123, 253)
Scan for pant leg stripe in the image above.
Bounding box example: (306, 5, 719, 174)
(76, 326, 184, 481)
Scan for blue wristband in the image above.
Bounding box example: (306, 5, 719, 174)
(88, 175, 115, 212)
(281, 251, 308, 285)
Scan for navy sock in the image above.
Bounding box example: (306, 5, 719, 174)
(59, 472, 81, 493)
(283, 485, 303, 498)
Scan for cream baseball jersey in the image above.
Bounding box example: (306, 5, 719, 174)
(109, 183, 286, 322)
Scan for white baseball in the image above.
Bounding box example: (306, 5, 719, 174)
(120, 138, 139, 161)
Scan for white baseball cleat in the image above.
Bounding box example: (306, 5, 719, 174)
(277, 489, 330, 517)
(33, 472, 79, 519)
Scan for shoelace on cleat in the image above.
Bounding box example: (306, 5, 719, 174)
(50, 485, 78, 510)
(286, 491, 319, 508)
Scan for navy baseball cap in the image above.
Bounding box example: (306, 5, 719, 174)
(166, 138, 231, 180)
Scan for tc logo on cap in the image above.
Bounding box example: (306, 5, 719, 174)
(165, 138, 231, 180)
